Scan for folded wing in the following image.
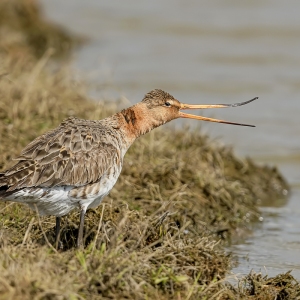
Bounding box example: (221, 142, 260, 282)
(0, 118, 121, 192)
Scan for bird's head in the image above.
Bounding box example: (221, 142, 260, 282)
(140, 89, 257, 127)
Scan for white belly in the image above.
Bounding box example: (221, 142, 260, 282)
(80, 172, 120, 211)
(3, 169, 121, 217)
(4, 186, 78, 217)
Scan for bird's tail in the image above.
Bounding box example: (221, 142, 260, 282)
(0, 173, 9, 197)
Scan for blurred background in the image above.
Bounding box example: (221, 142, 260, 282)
(40, 0, 300, 279)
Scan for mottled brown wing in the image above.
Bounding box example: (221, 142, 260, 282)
(0, 118, 121, 191)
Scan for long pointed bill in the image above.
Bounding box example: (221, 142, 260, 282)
(180, 97, 258, 110)
(178, 112, 255, 127)
(179, 97, 258, 127)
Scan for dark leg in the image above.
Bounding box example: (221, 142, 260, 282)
(77, 209, 86, 249)
(55, 216, 61, 248)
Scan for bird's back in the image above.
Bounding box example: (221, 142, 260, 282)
(0, 116, 127, 215)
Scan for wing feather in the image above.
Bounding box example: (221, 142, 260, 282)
(0, 118, 122, 191)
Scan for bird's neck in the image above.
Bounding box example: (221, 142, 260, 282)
(116, 103, 165, 143)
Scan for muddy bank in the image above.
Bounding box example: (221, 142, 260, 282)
(0, 1, 299, 299)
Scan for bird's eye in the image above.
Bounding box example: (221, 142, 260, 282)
(165, 102, 171, 107)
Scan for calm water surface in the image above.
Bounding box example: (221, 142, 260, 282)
(41, 0, 300, 280)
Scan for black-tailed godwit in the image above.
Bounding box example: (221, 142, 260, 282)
(0, 89, 258, 248)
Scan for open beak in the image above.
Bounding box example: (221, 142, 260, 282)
(179, 97, 258, 127)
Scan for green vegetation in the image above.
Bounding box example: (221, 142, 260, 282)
(0, 0, 299, 299)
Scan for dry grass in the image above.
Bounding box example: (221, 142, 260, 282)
(0, 0, 298, 299)
(233, 271, 300, 299)
(0, 0, 80, 60)
(0, 204, 231, 299)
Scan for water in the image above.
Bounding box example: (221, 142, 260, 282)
(40, 0, 300, 279)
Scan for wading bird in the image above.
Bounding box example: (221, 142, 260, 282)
(0, 89, 257, 248)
